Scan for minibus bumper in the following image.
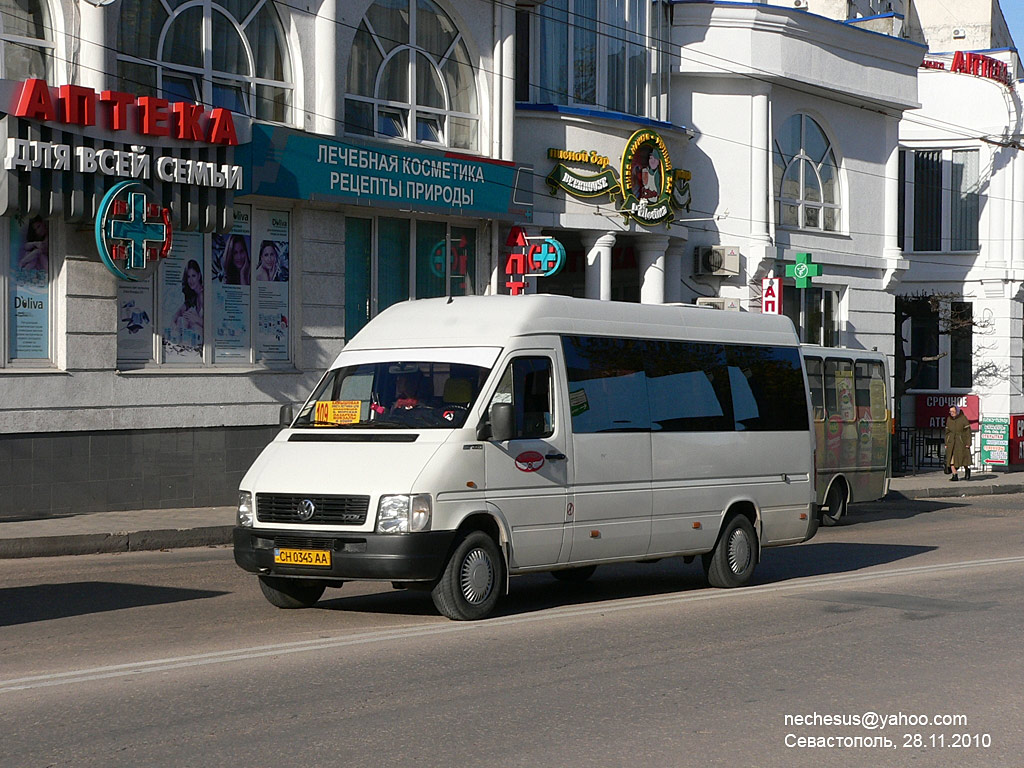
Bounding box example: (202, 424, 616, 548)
(233, 527, 457, 582)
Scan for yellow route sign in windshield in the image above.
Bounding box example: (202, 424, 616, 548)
(314, 400, 361, 425)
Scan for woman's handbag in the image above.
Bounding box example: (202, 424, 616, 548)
(943, 463, 951, 474)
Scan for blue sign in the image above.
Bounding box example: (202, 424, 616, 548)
(237, 125, 533, 220)
(95, 180, 172, 281)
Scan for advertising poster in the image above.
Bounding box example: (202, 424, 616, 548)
(254, 211, 290, 361)
(979, 417, 1009, 466)
(8, 215, 50, 359)
(160, 231, 205, 363)
(213, 204, 252, 362)
(117, 281, 154, 361)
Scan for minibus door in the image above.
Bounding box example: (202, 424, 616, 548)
(482, 354, 571, 569)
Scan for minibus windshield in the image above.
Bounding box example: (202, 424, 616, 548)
(293, 360, 490, 429)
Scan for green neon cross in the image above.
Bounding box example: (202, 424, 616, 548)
(108, 192, 166, 271)
(785, 252, 822, 289)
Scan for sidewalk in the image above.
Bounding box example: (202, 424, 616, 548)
(2, 470, 1022, 559)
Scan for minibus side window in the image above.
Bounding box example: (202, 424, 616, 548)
(644, 340, 731, 432)
(856, 360, 887, 421)
(490, 357, 554, 439)
(562, 335, 650, 433)
(825, 358, 855, 420)
(723, 345, 809, 431)
(805, 356, 825, 421)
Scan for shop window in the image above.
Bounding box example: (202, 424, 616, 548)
(0, 0, 52, 80)
(116, 205, 292, 366)
(773, 114, 841, 232)
(343, 216, 477, 340)
(516, 0, 671, 120)
(116, 0, 292, 122)
(345, 0, 479, 151)
(780, 285, 840, 346)
(950, 301, 972, 389)
(2, 215, 53, 366)
(901, 148, 980, 252)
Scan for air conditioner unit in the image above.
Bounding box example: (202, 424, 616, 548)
(793, 0, 808, 9)
(693, 245, 740, 276)
(695, 297, 741, 311)
(952, 27, 966, 39)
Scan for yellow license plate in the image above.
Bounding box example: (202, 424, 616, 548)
(274, 548, 332, 567)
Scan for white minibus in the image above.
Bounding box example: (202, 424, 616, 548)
(234, 295, 818, 620)
(801, 345, 892, 524)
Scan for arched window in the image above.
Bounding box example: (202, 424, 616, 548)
(773, 114, 841, 232)
(0, 0, 53, 80)
(116, 0, 292, 123)
(345, 0, 479, 151)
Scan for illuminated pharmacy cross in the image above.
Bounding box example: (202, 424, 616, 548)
(108, 191, 167, 270)
(785, 252, 821, 289)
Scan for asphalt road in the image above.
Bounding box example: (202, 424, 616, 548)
(2, 495, 1023, 767)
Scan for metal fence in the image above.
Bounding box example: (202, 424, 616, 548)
(895, 427, 946, 474)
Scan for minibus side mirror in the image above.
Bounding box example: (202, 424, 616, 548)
(279, 403, 295, 427)
(489, 403, 515, 442)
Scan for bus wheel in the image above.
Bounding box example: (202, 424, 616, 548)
(550, 565, 597, 583)
(822, 482, 848, 526)
(702, 515, 757, 588)
(431, 531, 504, 621)
(258, 576, 326, 608)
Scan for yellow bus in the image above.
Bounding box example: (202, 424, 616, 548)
(802, 346, 892, 525)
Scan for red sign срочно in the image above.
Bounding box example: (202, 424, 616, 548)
(915, 394, 979, 430)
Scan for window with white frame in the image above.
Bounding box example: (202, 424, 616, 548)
(116, 0, 292, 122)
(345, 0, 479, 151)
(781, 284, 841, 346)
(773, 114, 841, 232)
(516, 0, 671, 120)
(899, 297, 973, 391)
(0, 0, 52, 80)
(900, 148, 980, 253)
(2, 214, 53, 367)
(116, 205, 293, 367)
(344, 216, 477, 339)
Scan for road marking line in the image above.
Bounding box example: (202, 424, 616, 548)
(4, 555, 1023, 693)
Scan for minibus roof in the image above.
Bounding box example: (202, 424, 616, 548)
(338, 295, 800, 366)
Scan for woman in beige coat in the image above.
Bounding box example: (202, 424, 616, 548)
(944, 406, 972, 481)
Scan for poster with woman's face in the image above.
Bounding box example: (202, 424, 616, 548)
(212, 206, 252, 362)
(160, 232, 204, 363)
(8, 215, 50, 359)
(255, 212, 290, 361)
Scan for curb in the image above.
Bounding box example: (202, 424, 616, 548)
(0, 526, 233, 559)
(886, 483, 1024, 501)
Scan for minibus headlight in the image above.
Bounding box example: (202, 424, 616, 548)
(237, 491, 254, 527)
(376, 494, 432, 534)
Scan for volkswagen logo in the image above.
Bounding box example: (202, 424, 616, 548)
(297, 499, 316, 521)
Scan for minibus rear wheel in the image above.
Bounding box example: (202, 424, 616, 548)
(702, 514, 757, 588)
(431, 531, 504, 621)
(258, 575, 326, 609)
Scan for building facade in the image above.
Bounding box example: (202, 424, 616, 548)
(0, 0, 526, 517)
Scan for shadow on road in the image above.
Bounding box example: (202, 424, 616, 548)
(843, 498, 971, 524)
(0, 582, 229, 626)
(316, 541, 936, 620)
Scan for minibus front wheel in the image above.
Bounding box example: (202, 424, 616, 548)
(702, 514, 758, 588)
(258, 575, 327, 609)
(431, 531, 505, 621)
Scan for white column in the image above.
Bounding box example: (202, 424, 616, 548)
(750, 88, 771, 245)
(637, 235, 670, 304)
(78, 1, 109, 92)
(580, 231, 616, 300)
(664, 238, 686, 303)
(883, 117, 902, 261)
(315, 0, 339, 135)
(1013, 146, 1024, 271)
(987, 147, 1007, 267)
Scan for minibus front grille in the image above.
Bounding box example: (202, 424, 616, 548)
(256, 494, 370, 525)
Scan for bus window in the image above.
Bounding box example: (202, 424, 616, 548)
(856, 361, 887, 421)
(805, 356, 824, 420)
(825, 358, 855, 420)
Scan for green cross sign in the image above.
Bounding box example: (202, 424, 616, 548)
(785, 252, 822, 289)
